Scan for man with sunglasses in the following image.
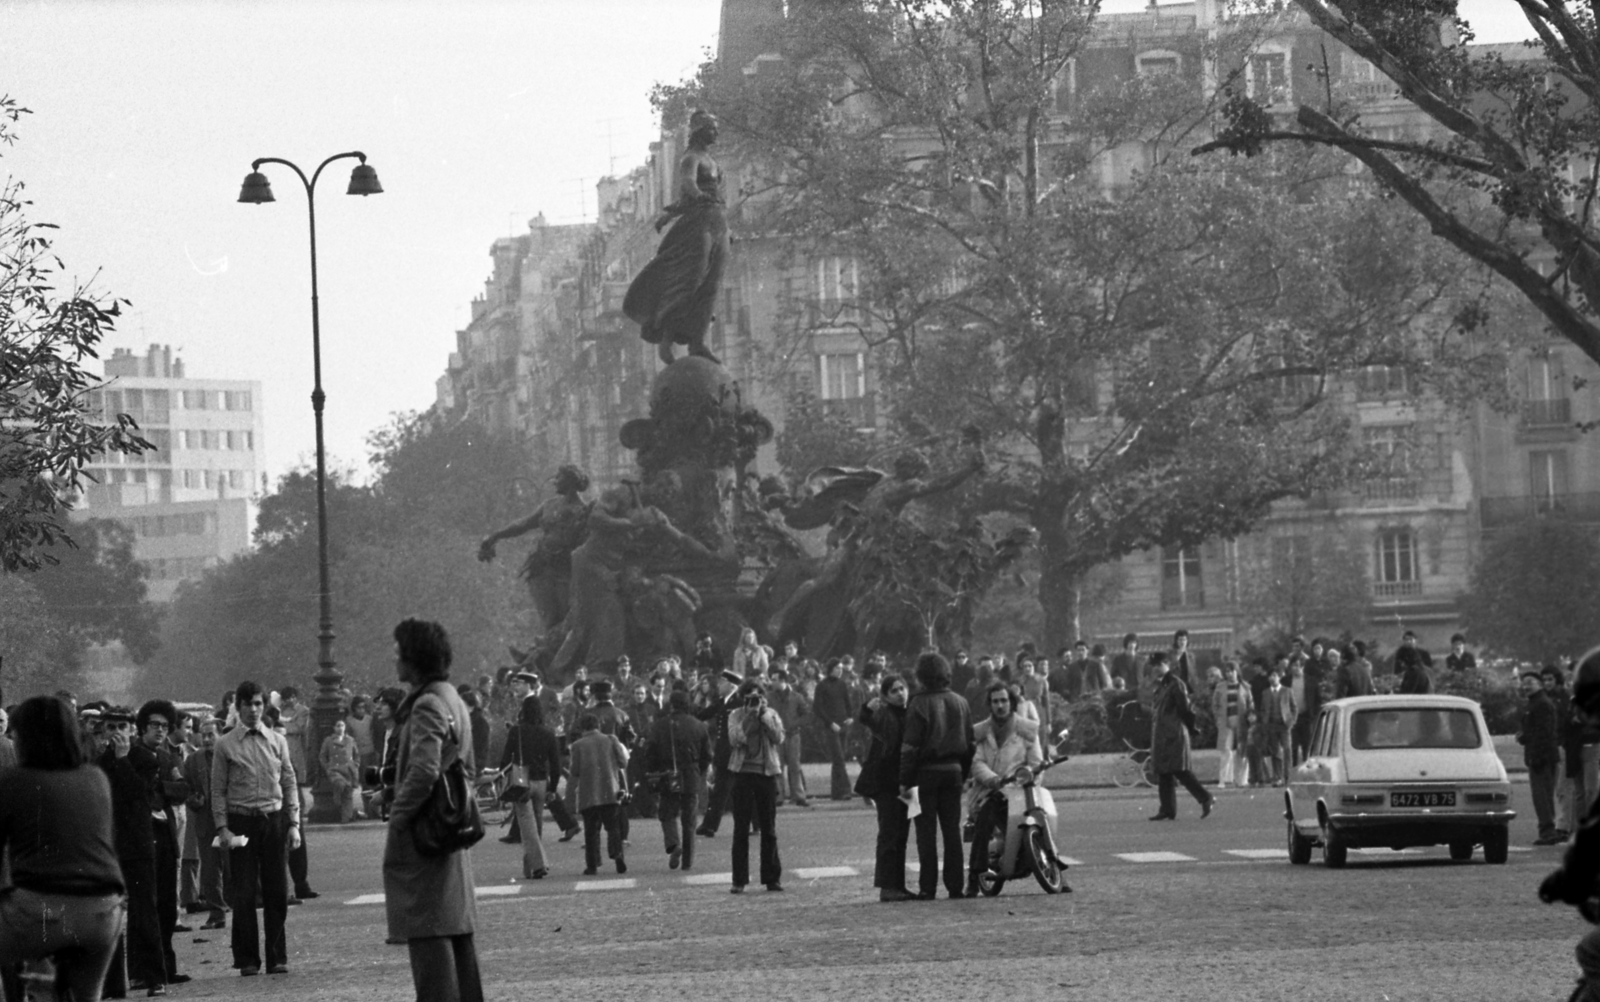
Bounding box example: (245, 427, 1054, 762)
(96, 704, 175, 995)
(138, 700, 192, 992)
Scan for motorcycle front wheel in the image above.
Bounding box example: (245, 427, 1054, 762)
(1028, 827, 1066, 894)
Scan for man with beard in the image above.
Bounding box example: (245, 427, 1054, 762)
(965, 682, 1045, 897)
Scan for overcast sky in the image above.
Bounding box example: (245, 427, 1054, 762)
(2, 0, 1534, 487)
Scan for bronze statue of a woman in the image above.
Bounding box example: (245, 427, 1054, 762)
(623, 109, 728, 365)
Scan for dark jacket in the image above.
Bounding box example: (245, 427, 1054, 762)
(1398, 663, 1434, 695)
(644, 710, 713, 777)
(813, 676, 853, 727)
(857, 701, 906, 798)
(590, 700, 637, 746)
(514, 719, 562, 788)
(1393, 644, 1433, 677)
(697, 691, 735, 759)
(898, 687, 974, 787)
(1445, 651, 1478, 672)
(99, 746, 156, 861)
(1520, 689, 1561, 770)
(1151, 675, 1196, 774)
(470, 706, 491, 773)
(1336, 660, 1376, 699)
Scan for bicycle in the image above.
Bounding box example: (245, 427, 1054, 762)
(475, 764, 513, 827)
(1107, 737, 1157, 788)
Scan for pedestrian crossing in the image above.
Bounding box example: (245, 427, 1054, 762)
(338, 842, 1541, 905)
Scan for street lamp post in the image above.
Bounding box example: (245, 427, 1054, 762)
(238, 152, 382, 820)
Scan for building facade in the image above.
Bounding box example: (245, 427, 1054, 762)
(76, 345, 261, 602)
(436, 1, 1598, 657)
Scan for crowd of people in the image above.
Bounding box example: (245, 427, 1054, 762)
(0, 617, 1546, 1000)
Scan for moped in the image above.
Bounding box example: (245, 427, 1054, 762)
(973, 744, 1071, 896)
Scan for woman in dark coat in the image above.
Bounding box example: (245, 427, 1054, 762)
(858, 673, 913, 901)
(1149, 651, 1214, 822)
(623, 109, 727, 365)
(382, 619, 482, 1002)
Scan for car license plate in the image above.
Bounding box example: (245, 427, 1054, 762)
(1391, 791, 1455, 808)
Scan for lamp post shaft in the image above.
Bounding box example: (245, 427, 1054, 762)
(249, 151, 369, 822)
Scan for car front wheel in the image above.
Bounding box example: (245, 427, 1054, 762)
(1483, 827, 1509, 865)
(1322, 827, 1348, 869)
(1287, 820, 1313, 865)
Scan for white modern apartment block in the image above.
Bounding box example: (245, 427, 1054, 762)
(76, 345, 262, 602)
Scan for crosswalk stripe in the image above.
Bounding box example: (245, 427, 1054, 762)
(1224, 849, 1289, 860)
(345, 893, 386, 906)
(1349, 847, 1425, 855)
(792, 866, 857, 879)
(575, 878, 637, 892)
(1114, 851, 1196, 863)
(682, 872, 733, 885)
(476, 884, 521, 896)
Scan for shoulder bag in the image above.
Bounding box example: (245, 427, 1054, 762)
(645, 717, 685, 797)
(412, 686, 486, 857)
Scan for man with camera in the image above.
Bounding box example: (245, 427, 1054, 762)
(726, 681, 786, 893)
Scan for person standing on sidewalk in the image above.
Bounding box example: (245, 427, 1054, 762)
(210, 681, 300, 978)
(814, 659, 854, 800)
(1521, 670, 1564, 845)
(766, 668, 811, 807)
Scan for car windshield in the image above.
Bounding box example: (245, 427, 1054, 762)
(1348, 708, 1482, 750)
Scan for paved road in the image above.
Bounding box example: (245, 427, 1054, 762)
(161, 784, 1583, 1001)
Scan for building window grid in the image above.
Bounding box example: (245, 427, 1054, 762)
(1248, 51, 1291, 105)
(1161, 546, 1205, 610)
(1374, 528, 1421, 597)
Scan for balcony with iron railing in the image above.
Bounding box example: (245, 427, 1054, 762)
(1481, 492, 1600, 529)
(1373, 579, 1422, 599)
(1362, 476, 1421, 503)
(1522, 397, 1572, 428)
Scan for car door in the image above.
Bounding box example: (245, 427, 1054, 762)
(1292, 707, 1338, 828)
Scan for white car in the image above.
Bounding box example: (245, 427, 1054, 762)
(1284, 695, 1516, 867)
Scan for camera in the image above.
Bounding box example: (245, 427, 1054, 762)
(746, 693, 763, 709)
(364, 764, 395, 789)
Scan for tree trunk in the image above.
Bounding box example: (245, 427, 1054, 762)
(1037, 548, 1083, 654)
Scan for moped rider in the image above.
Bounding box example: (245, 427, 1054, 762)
(964, 682, 1044, 897)
(1539, 646, 1600, 996)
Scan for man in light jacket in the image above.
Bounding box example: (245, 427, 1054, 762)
(964, 683, 1043, 896)
(727, 682, 785, 893)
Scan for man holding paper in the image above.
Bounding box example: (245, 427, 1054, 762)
(210, 680, 301, 977)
